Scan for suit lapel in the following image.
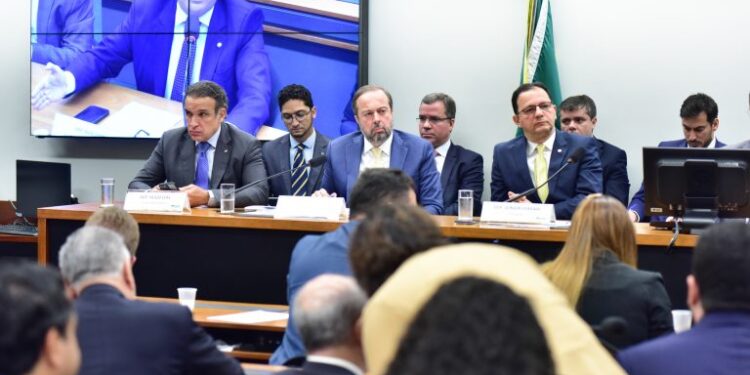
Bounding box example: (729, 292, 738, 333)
(390, 131, 408, 169)
(177, 131, 196, 186)
(277, 136, 292, 195)
(441, 144, 458, 189)
(200, 0, 227, 81)
(345, 136, 363, 194)
(548, 132, 567, 196)
(210, 124, 231, 188)
(307, 133, 327, 194)
(512, 138, 534, 191)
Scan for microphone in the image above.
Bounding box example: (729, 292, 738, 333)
(234, 155, 327, 195)
(504, 147, 586, 203)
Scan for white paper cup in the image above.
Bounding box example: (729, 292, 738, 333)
(672, 309, 692, 333)
(177, 287, 197, 311)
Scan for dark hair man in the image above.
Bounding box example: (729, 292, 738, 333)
(418, 93, 484, 215)
(129, 80, 269, 208)
(559, 94, 629, 206)
(262, 84, 330, 197)
(618, 221, 750, 374)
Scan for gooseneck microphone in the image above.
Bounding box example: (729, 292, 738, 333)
(504, 147, 586, 203)
(234, 155, 327, 195)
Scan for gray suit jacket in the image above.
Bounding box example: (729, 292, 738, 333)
(128, 122, 268, 207)
(262, 131, 330, 197)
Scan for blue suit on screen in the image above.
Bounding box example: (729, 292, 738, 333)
(33, 0, 94, 68)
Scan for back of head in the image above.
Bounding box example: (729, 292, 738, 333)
(59, 226, 131, 289)
(85, 206, 140, 257)
(349, 204, 447, 296)
(559, 95, 597, 118)
(385, 276, 553, 375)
(349, 169, 416, 217)
(680, 93, 718, 123)
(0, 260, 77, 375)
(293, 274, 367, 352)
(693, 221, 750, 312)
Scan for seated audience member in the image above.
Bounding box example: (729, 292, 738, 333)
(491, 82, 602, 220)
(129, 80, 268, 208)
(263, 84, 330, 197)
(270, 168, 418, 365)
(349, 204, 447, 296)
(618, 221, 750, 374)
(559, 95, 629, 206)
(85, 206, 139, 258)
(362, 243, 625, 375)
(59, 226, 243, 375)
(0, 260, 81, 375)
(32, 0, 93, 68)
(319, 84, 443, 214)
(628, 93, 725, 222)
(417, 92, 483, 215)
(730, 91, 750, 149)
(542, 194, 672, 349)
(385, 276, 553, 375)
(276, 275, 368, 375)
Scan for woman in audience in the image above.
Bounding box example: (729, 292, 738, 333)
(543, 194, 673, 349)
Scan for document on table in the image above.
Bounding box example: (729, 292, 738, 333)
(48, 102, 181, 138)
(207, 310, 289, 324)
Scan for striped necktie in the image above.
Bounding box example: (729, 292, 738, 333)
(291, 144, 308, 196)
(534, 144, 548, 202)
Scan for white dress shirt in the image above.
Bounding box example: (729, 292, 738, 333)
(359, 134, 394, 171)
(434, 140, 451, 174)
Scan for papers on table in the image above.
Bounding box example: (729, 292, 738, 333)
(207, 310, 289, 324)
(46, 102, 182, 138)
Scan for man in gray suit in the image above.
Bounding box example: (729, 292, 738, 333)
(731, 91, 750, 149)
(263, 84, 330, 197)
(129, 81, 268, 207)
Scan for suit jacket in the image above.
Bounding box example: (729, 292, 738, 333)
(75, 284, 243, 375)
(262, 131, 330, 197)
(578, 250, 673, 349)
(628, 138, 727, 221)
(65, 0, 271, 135)
(618, 311, 750, 375)
(275, 360, 358, 375)
(128, 122, 269, 207)
(33, 0, 94, 68)
(490, 131, 603, 220)
(320, 130, 443, 214)
(440, 143, 484, 215)
(270, 221, 359, 365)
(597, 138, 630, 206)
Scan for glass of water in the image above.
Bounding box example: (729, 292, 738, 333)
(220, 183, 235, 214)
(457, 189, 474, 223)
(100, 177, 115, 207)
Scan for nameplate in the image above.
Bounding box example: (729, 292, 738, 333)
(274, 196, 346, 221)
(480, 201, 556, 225)
(123, 191, 191, 213)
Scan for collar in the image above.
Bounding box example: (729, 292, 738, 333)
(306, 355, 364, 375)
(526, 130, 556, 156)
(291, 129, 317, 150)
(175, 3, 215, 32)
(435, 139, 452, 157)
(196, 124, 222, 149)
(363, 132, 394, 155)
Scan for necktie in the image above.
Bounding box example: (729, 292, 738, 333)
(170, 30, 197, 102)
(534, 144, 548, 202)
(291, 144, 309, 196)
(195, 142, 210, 189)
(371, 147, 386, 168)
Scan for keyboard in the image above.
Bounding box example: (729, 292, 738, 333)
(0, 224, 38, 236)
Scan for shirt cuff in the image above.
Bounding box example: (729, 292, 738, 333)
(64, 70, 76, 96)
(207, 190, 216, 207)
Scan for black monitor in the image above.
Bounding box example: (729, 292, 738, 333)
(643, 147, 750, 228)
(16, 160, 71, 220)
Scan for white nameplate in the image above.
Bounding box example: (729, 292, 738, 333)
(480, 201, 556, 225)
(123, 191, 191, 213)
(274, 196, 346, 220)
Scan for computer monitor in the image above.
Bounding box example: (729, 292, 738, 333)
(643, 147, 750, 227)
(16, 160, 71, 220)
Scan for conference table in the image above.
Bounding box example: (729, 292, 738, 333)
(37, 202, 697, 308)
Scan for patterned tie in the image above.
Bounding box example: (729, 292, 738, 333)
(194, 142, 210, 189)
(170, 31, 197, 102)
(291, 144, 308, 196)
(534, 144, 549, 202)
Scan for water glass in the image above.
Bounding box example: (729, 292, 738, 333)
(457, 189, 474, 223)
(220, 183, 235, 214)
(100, 177, 115, 207)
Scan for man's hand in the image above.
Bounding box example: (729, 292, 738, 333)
(312, 189, 337, 198)
(507, 191, 530, 203)
(628, 210, 639, 222)
(31, 62, 70, 110)
(180, 184, 210, 207)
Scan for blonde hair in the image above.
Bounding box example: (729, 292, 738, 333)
(85, 206, 140, 257)
(542, 194, 637, 307)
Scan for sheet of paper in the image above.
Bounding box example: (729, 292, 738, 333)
(207, 310, 289, 324)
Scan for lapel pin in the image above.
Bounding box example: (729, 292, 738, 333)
(557, 148, 562, 153)
(217, 42, 223, 48)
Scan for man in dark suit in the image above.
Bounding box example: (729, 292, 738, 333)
(129, 81, 268, 208)
(490, 83, 602, 220)
(59, 225, 243, 375)
(263, 84, 330, 198)
(276, 275, 367, 375)
(417, 93, 483, 215)
(559, 95, 629, 206)
(318, 85, 443, 214)
(627, 93, 725, 221)
(618, 221, 750, 374)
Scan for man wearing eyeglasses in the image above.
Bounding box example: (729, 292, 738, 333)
(490, 82, 602, 220)
(263, 84, 330, 198)
(418, 93, 483, 215)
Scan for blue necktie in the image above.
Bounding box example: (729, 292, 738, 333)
(195, 142, 210, 189)
(170, 30, 197, 102)
(291, 144, 309, 196)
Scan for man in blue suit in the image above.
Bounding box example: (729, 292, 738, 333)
(627, 93, 725, 222)
(618, 221, 750, 374)
(31, 0, 271, 135)
(319, 85, 443, 214)
(32, 0, 93, 68)
(263, 84, 330, 198)
(59, 225, 243, 375)
(559, 95, 630, 206)
(490, 83, 602, 220)
(418, 93, 483, 216)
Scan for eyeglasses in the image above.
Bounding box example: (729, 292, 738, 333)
(417, 116, 452, 124)
(518, 102, 554, 116)
(281, 110, 311, 123)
